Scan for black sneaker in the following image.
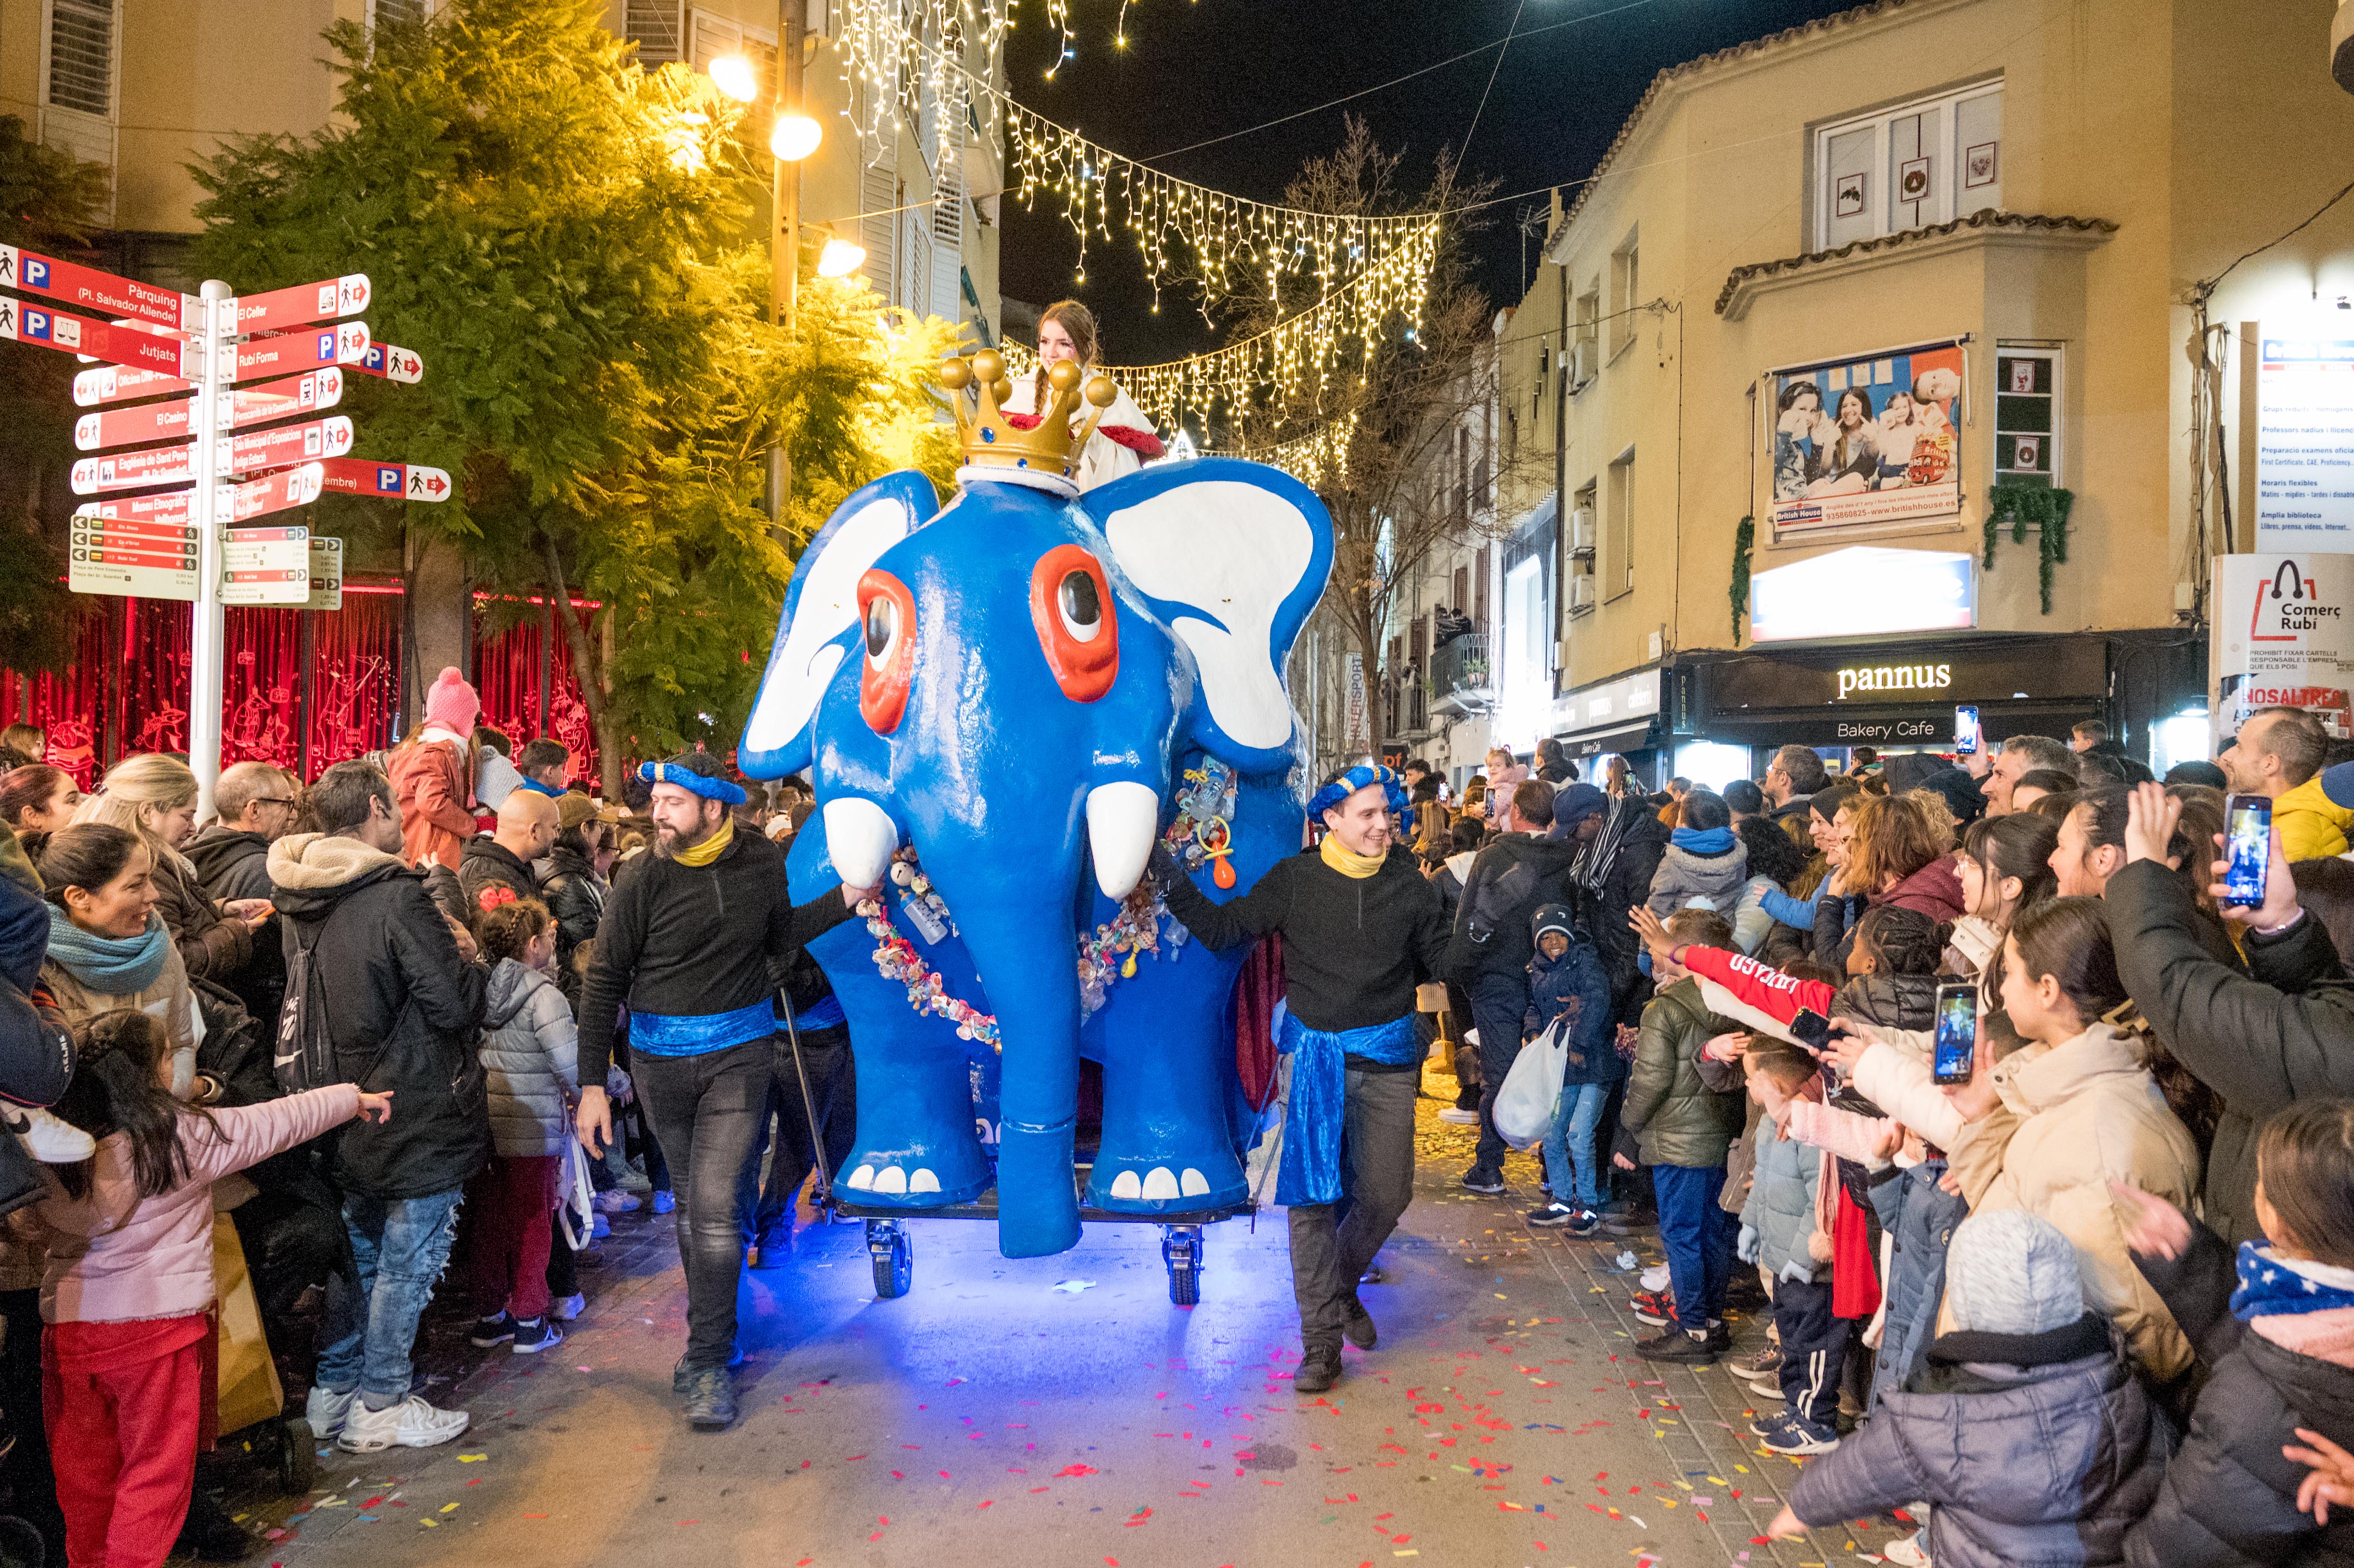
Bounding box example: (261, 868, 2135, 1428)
(174, 1488, 256, 1562)
(674, 1346, 747, 1393)
(1705, 1319, 1734, 1353)
(748, 1225, 790, 1270)
(1460, 1167, 1506, 1194)
(512, 1315, 564, 1354)
(1528, 1203, 1577, 1227)
(683, 1366, 738, 1429)
(469, 1313, 516, 1348)
(1294, 1343, 1343, 1393)
(1565, 1208, 1602, 1237)
(1343, 1298, 1378, 1350)
(1634, 1328, 1719, 1365)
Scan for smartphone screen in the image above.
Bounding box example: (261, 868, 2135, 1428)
(1953, 704, 1981, 755)
(1789, 1009, 1830, 1053)
(1932, 982, 1978, 1084)
(2224, 792, 2273, 908)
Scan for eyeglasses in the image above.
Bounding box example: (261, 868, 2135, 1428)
(254, 797, 297, 809)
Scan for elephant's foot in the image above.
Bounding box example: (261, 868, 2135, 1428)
(838, 1142, 990, 1208)
(1088, 1149, 1247, 1213)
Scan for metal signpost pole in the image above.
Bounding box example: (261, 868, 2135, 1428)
(187, 279, 234, 821)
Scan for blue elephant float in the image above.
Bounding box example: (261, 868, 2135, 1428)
(736, 353, 1338, 1272)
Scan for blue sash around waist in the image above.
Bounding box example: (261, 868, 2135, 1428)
(1275, 1012, 1419, 1207)
(631, 999, 777, 1056)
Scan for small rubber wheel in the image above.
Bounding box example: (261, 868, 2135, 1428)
(872, 1226, 913, 1298)
(1168, 1262, 1199, 1305)
(279, 1417, 318, 1495)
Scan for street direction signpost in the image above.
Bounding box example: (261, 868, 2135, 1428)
(3, 254, 428, 816)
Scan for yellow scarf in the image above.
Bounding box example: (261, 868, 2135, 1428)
(1319, 833, 1384, 880)
(673, 814, 735, 868)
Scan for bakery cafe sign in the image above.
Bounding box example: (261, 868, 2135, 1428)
(1836, 661, 1953, 700)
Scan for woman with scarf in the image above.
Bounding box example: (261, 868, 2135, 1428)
(1154, 765, 1449, 1396)
(27, 825, 200, 1107)
(72, 753, 268, 989)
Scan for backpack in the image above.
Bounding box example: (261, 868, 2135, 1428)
(274, 908, 342, 1094)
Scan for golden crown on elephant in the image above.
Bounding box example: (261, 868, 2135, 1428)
(938, 351, 1117, 481)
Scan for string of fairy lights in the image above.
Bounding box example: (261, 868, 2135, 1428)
(998, 220, 1438, 433)
(833, 0, 1436, 316)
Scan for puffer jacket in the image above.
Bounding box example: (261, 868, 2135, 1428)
(2109, 857, 2354, 1248)
(1832, 972, 1939, 1033)
(2275, 773, 2354, 862)
(458, 834, 539, 917)
(1741, 1113, 1824, 1282)
(1791, 1313, 2168, 1568)
(1965, 1023, 2204, 1381)
(1525, 933, 1620, 1087)
(539, 845, 606, 973)
(1621, 977, 1745, 1168)
(478, 959, 578, 1158)
(1645, 840, 1750, 918)
(1867, 1159, 1969, 1407)
(2127, 1219, 2354, 1568)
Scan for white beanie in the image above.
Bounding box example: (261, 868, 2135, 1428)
(1943, 1210, 2085, 1336)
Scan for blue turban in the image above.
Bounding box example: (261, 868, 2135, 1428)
(1309, 764, 1411, 830)
(637, 759, 748, 805)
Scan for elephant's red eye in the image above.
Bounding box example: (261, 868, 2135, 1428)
(1029, 544, 1118, 702)
(858, 568, 917, 733)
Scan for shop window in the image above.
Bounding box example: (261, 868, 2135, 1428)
(1815, 81, 2002, 250)
(1995, 346, 2060, 487)
(1605, 450, 1635, 598)
(1608, 236, 1640, 359)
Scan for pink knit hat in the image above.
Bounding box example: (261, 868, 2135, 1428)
(424, 667, 481, 734)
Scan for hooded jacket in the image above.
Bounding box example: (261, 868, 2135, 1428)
(1621, 976, 1746, 1168)
(1524, 907, 1619, 1087)
(1645, 837, 1750, 919)
(268, 831, 489, 1199)
(184, 827, 274, 905)
(1791, 1314, 2167, 1568)
(1868, 1160, 1970, 1407)
(479, 959, 578, 1158)
(1445, 832, 1583, 987)
(1834, 972, 1940, 1033)
(1878, 855, 1967, 923)
(2275, 774, 2354, 863)
(387, 733, 474, 872)
(2128, 1219, 2354, 1568)
(1742, 1112, 1827, 1282)
(1966, 1023, 2203, 1381)
(2108, 857, 2354, 1247)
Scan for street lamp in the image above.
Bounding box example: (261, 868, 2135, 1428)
(818, 232, 867, 278)
(770, 112, 822, 162)
(709, 53, 760, 103)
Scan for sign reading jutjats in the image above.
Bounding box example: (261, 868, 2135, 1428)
(1768, 338, 1966, 539)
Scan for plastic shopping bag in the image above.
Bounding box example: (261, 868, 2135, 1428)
(1491, 1017, 1570, 1150)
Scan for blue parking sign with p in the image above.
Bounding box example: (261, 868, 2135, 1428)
(22, 258, 46, 289)
(375, 467, 401, 494)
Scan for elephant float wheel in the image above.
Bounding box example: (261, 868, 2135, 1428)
(1161, 1225, 1204, 1305)
(868, 1219, 913, 1298)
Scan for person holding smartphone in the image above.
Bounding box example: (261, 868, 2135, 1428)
(2108, 781, 2354, 1247)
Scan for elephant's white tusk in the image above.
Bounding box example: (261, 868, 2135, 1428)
(823, 797, 900, 890)
(1086, 781, 1161, 900)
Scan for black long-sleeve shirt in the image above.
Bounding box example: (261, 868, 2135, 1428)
(577, 829, 855, 1083)
(1158, 844, 1448, 1037)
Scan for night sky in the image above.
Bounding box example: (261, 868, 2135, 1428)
(998, 0, 1868, 364)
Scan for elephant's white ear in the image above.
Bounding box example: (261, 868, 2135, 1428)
(739, 472, 937, 778)
(1083, 459, 1335, 769)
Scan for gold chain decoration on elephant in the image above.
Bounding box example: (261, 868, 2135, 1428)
(853, 761, 1237, 1043)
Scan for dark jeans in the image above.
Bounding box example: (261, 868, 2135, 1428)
(1773, 1274, 1845, 1428)
(741, 1028, 855, 1243)
(634, 1039, 771, 1372)
(0, 1288, 63, 1558)
(1288, 1067, 1417, 1349)
(1465, 971, 1530, 1172)
(1652, 1161, 1733, 1334)
(318, 1186, 465, 1408)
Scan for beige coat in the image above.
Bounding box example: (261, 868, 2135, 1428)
(1959, 1024, 2203, 1381)
(41, 940, 202, 1086)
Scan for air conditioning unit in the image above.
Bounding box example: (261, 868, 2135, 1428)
(1570, 506, 1597, 553)
(1570, 339, 1594, 389)
(1570, 576, 1596, 610)
(1556, 636, 1574, 665)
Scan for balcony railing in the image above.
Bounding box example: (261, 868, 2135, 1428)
(1430, 632, 1494, 717)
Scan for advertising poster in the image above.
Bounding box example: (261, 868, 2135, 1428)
(1769, 339, 1965, 538)
(2256, 332, 2354, 547)
(2213, 553, 2354, 740)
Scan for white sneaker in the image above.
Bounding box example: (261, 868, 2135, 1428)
(1640, 1263, 1672, 1292)
(1884, 1532, 1931, 1568)
(550, 1292, 585, 1322)
(1437, 1108, 1480, 1125)
(303, 1383, 357, 1439)
(337, 1394, 469, 1453)
(592, 1189, 640, 1214)
(5, 1107, 94, 1165)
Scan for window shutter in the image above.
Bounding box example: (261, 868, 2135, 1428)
(46, 0, 115, 116)
(929, 149, 964, 321)
(625, 0, 685, 66)
(860, 160, 898, 301)
(689, 9, 776, 96)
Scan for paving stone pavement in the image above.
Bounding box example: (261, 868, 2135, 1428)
(218, 1081, 1915, 1568)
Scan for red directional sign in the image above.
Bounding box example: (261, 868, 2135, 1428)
(0, 298, 194, 377)
(232, 274, 369, 334)
(0, 243, 195, 330)
(70, 416, 353, 493)
(74, 465, 326, 530)
(72, 369, 344, 451)
(230, 322, 367, 384)
(72, 363, 190, 406)
(315, 458, 453, 503)
(347, 341, 423, 384)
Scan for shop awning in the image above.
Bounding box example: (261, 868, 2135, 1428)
(1561, 719, 1660, 759)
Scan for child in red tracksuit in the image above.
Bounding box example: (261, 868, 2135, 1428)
(33, 1011, 384, 1568)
